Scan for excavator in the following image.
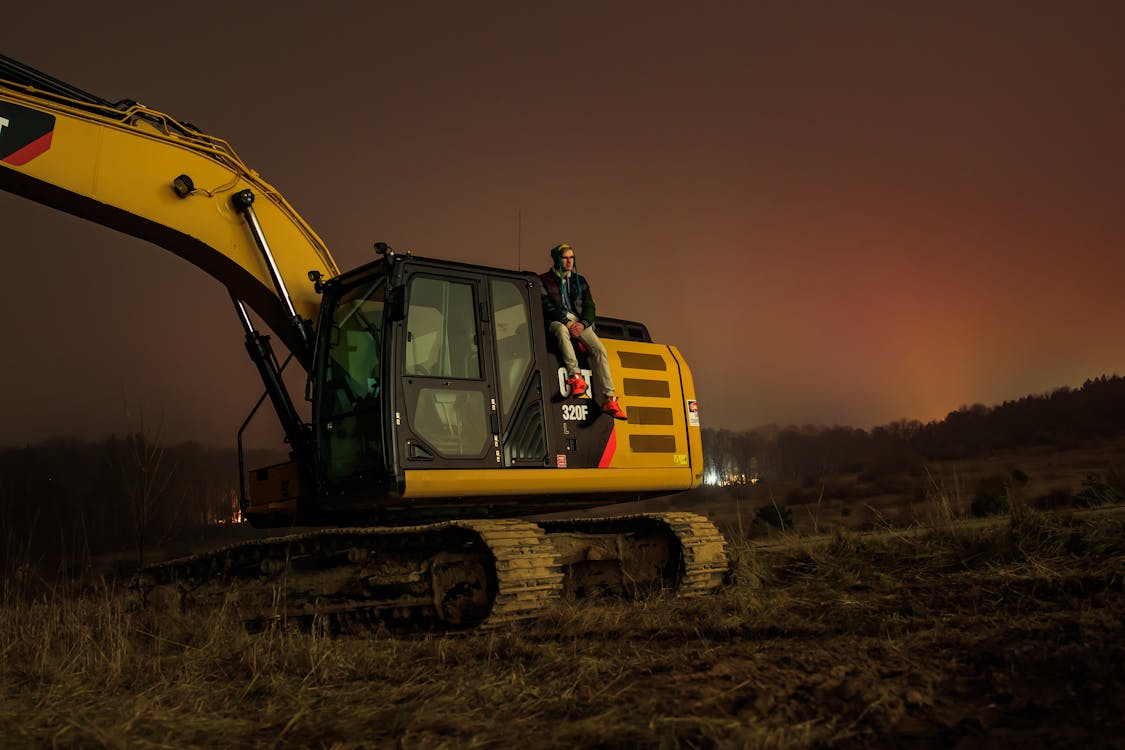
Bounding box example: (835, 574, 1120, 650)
(0, 54, 726, 630)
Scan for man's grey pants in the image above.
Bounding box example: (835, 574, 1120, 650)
(549, 314, 617, 398)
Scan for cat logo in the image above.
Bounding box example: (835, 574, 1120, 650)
(0, 102, 56, 166)
(557, 366, 593, 398)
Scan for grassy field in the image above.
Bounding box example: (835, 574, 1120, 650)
(602, 437, 1125, 540)
(2, 506, 1122, 748)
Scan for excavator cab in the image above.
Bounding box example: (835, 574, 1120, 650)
(300, 255, 553, 523)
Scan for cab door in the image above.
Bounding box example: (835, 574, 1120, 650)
(488, 276, 548, 467)
(395, 271, 500, 468)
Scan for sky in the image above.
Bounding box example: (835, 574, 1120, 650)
(3, 2, 1125, 448)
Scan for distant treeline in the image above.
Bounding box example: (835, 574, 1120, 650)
(704, 374, 1125, 483)
(1, 436, 286, 576)
(6, 375, 1125, 577)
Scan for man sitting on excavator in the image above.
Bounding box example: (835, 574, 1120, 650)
(540, 243, 627, 420)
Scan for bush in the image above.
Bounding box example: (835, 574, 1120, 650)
(755, 502, 793, 529)
(971, 474, 1009, 518)
(971, 492, 1009, 517)
(1033, 488, 1075, 510)
(1073, 472, 1125, 507)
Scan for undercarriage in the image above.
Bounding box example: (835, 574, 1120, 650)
(137, 512, 728, 632)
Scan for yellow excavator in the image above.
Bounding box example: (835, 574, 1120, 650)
(1, 54, 726, 629)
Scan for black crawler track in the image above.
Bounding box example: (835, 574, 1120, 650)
(136, 512, 727, 632)
(539, 512, 729, 598)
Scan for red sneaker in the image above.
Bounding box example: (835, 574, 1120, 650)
(602, 397, 627, 420)
(567, 373, 588, 397)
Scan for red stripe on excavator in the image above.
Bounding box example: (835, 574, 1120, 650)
(597, 427, 617, 468)
(2, 131, 54, 166)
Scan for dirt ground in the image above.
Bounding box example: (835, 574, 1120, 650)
(527, 511, 1125, 749)
(2, 509, 1122, 748)
(681, 550, 1125, 748)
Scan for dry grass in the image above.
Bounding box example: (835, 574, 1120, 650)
(2, 509, 1123, 748)
(682, 437, 1125, 539)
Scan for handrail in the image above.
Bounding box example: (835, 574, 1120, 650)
(237, 353, 295, 513)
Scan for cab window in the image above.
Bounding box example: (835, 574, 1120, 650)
(404, 276, 488, 458)
(491, 279, 532, 414)
(405, 277, 480, 379)
(319, 278, 385, 479)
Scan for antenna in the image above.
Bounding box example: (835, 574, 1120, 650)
(517, 208, 522, 270)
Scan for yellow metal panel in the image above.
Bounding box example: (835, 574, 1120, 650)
(616, 351, 667, 370)
(246, 461, 303, 513)
(626, 406, 675, 425)
(629, 434, 677, 453)
(1, 87, 337, 348)
(622, 378, 672, 397)
(406, 335, 700, 495)
(402, 467, 695, 498)
(18, 115, 100, 194)
(598, 339, 690, 470)
(668, 345, 704, 488)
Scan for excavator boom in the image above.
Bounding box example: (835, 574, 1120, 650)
(0, 53, 337, 358)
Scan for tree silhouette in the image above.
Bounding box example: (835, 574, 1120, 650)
(108, 428, 175, 569)
(702, 374, 1125, 484)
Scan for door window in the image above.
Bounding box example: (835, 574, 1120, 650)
(491, 279, 533, 415)
(405, 277, 480, 379)
(404, 276, 489, 458)
(320, 278, 385, 479)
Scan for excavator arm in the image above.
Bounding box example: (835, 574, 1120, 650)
(0, 54, 339, 359)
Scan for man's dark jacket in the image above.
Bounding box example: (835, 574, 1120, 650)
(540, 245, 597, 329)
